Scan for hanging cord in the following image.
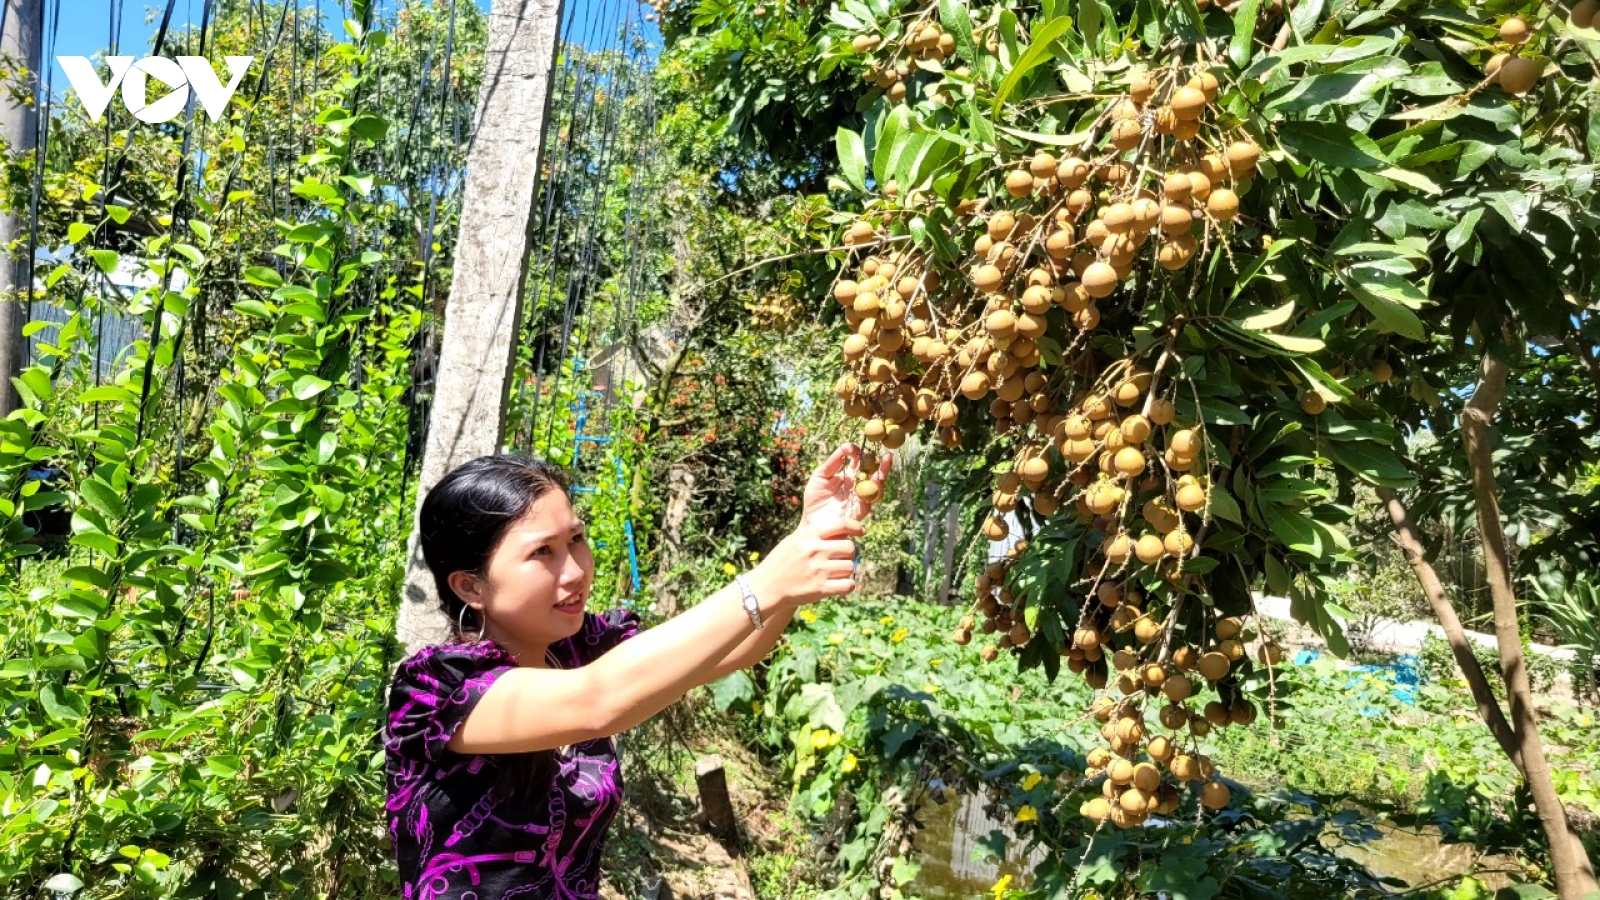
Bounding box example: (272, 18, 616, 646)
(538, 23, 635, 454)
(21, 0, 62, 359)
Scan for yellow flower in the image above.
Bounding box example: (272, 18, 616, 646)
(922, 683, 940, 694)
(752, 701, 762, 714)
(860, 627, 874, 636)
(828, 730, 842, 747)
(749, 551, 761, 562)
(722, 562, 737, 575)
(990, 874, 1013, 898)
(798, 609, 817, 623)
(880, 615, 895, 625)
(890, 627, 909, 643)
(840, 753, 858, 773)
(811, 729, 833, 749)
(1021, 772, 1042, 792)
(828, 632, 845, 645)
(930, 658, 943, 667)
(1579, 714, 1593, 727)
(1016, 805, 1038, 823)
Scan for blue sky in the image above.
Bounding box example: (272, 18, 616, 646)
(46, 0, 655, 97)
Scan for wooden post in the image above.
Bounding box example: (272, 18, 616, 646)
(694, 754, 739, 845)
(395, 0, 567, 654)
(0, 0, 40, 417)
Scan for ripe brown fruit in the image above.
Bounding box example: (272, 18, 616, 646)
(834, 280, 859, 304)
(1170, 754, 1200, 782)
(1082, 262, 1120, 298)
(1130, 71, 1157, 103)
(1169, 429, 1200, 456)
(1148, 397, 1176, 426)
(1200, 780, 1231, 810)
(1207, 188, 1239, 221)
(1225, 141, 1261, 178)
(855, 479, 882, 503)
(961, 371, 992, 400)
(1497, 55, 1542, 96)
(1132, 762, 1162, 792)
(1081, 796, 1113, 822)
(1163, 529, 1193, 558)
(1162, 674, 1194, 703)
(1215, 617, 1243, 641)
(973, 264, 1003, 293)
(1300, 390, 1328, 415)
(1159, 704, 1188, 729)
(1111, 118, 1142, 151)
(1104, 532, 1133, 564)
(1188, 70, 1219, 101)
(1160, 203, 1195, 236)
(1197, 651, 1230, 682)
(1500, 16, 1530, 44)
(987, 211, 1017, 241)
(1172, 646, 1198, 670)
(1170, 86, 1206, 120)
(985, 309, 1018, 340)
(1369, 359, 1394, 382)
(1006, 169, 1035, 198)
(1134, 616, 1163, 644)
(1175, 483, 1206, 512)
(1573, 0, 1598, 28)
(1135, 534, 1166, 565)
(1030, 151, 1058, 179)
(1113, 447, 1147, 478)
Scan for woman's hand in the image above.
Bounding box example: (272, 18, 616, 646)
(801, 443, 893, 526)
(749, 515, 865, 607)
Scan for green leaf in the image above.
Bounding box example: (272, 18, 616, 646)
(939, 0, 976, 63)
(79, 479, 125, 520)
(872, 105, 909, 186)
(67, 222, 92, 245)
(244, 266, 283, 288)
(1336, 268, 1426, 339)
(1323, 441, 1414, 488)
(1238, 300, 1294, 331)
(1230, 0, 1263, 68)
(77, 385, 138, 404)
(234, 299, 274, 319)
(991, 15, 1075, 114)
(1276, 121, 1388, 170)
(1264, 504, 1321, 556)
(835, 128, 867, 192)
(1207, 485, 1244, 524)
(105, 204, 131, 224)
(88, 248, 120, 274)
(1445, 207, 1483, 254)
(291, 375, 333, 401)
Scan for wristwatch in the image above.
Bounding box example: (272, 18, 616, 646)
(734, 573, 765, 631)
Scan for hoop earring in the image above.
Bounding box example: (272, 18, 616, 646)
(457, 604, 484, 643)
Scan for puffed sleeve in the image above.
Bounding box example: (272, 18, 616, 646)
(573, 607, 644, 665)
(385, 643, 516, 764)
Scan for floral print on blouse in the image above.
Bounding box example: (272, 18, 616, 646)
(384, 607, 642, 900)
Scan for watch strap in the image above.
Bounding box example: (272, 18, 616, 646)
(734, 573, 765, 630)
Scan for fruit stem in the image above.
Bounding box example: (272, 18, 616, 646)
(1138, 315, 1186, 421)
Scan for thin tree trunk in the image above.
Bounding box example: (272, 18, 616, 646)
(1461, 351, 1598, 900)
(1378, 486, 1521, 768)
(0, 0, 40, 417)
(396, 0, 568, 654)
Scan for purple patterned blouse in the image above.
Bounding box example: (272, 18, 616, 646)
(384, 607, 642, 900)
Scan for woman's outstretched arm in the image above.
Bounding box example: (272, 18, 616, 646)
(445, 515, 864, 755)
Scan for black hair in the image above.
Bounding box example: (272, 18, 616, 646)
(418, 453, 570, 642)
(416, 452, 572, 800)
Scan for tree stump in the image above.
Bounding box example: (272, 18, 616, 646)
(694, 755, 739, 846)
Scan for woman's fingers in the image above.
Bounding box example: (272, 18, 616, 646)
(812, 443, 858, 483)
(821, 577, 858, 596)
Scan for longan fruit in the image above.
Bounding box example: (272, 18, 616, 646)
(1135, 534, 1166, 565)
(1081, 796, 1113, 822)
(1132, 762, 1162, 793)
(1200, 780, 1231, 809)
(1300, 390, 1328, 415)
(1499, 16, 1530, 44)
(1197, 651, 1230, 682)
(1159, 704, 1188, 730)
(1162, 673, 1193, 703)
(1005, 169, 1034, 198)
(1215, 617, 1243, 641)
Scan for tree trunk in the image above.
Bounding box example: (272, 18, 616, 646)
(1378, 487, 1522, 768)
(652, 462, 696, 617)
(1461, 351, 1598, 900)
(396, 0, 568, 655)
(0, 0, 40, 417)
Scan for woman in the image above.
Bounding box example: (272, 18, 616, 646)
(385, 443, 891, 900)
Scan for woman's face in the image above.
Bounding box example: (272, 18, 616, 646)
(455, 490, 594, 651)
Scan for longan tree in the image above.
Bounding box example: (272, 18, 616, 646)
(661, 0, 1600, 892)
